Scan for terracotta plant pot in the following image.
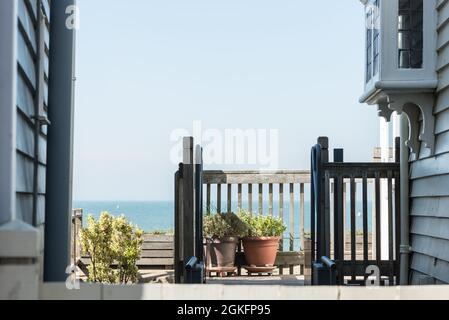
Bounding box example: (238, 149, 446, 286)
(242, 237, 280, 267)
(204, 237, 239, 268)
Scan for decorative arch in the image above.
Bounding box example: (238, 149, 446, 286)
(376, 93, 435, 156)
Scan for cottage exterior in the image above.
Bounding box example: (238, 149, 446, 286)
(360, 0, 449, 284)
(0, 0, 76, 299)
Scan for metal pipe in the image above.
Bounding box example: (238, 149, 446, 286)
(399, 113, 411, 285)
(44, 0, 77, 282)
(32, 0, 45, 227)
(321, 256, 336, 270)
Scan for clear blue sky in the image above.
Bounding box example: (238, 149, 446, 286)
(73, 0, 379, 201)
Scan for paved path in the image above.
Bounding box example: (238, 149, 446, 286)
(207, 275, 305, 286)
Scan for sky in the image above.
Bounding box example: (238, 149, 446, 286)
(73, 0, 379, 201)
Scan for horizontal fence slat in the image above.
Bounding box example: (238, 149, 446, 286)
(143, 235, 174, 242)
(203, 171, 310, 184)
(142, 243, 174, 250)
(140, 250, 174, 258)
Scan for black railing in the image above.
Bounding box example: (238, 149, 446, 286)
(311, 137, 401, 286)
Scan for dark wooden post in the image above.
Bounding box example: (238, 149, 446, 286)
(194, 145, 204, 262)
(174, 165, 182, 283)
(71, 209, 83, 269)
(182, 137, 195, 266)
(395, 137, 401, 163)
(334, 149, 344, 163)
(333, 149, 345, 284)
(317, 137, 329, 259)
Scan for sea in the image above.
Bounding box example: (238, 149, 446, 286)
(74, 200, 374, 251)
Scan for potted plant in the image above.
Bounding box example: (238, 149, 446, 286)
(238, 210, 286, 271)
(203, 212, 247, 269)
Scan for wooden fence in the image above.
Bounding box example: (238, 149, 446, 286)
(203, 170, 311, 275)
(311, 137, 401, 286)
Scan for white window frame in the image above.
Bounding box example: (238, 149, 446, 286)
(361, 0, 437, 101)
(365, 0, 381, 84)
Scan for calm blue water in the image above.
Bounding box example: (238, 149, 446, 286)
(74, 200, 374, 251)
(74, 201, 175, 232)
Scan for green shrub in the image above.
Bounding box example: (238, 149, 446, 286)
(238, 210, 286, 238)
(111, 216, 144, 284)
(80, 212, 143, 284)
(203, 212, 248, 239)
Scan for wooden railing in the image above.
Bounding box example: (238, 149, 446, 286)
(203, 171, 310, 253)
(203, 170, 311, 276)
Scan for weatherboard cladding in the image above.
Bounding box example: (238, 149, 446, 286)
(408, 0, 449, 284)
(16, 0, 50, 226)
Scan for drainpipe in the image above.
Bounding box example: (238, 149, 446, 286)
(44, 0, 77, 282)
(399, 113, 411, 285)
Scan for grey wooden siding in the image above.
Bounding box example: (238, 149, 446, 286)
(408, 0, 449, 284)
(16, 0, 51, 226)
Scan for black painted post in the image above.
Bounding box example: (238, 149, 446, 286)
(333, 148, 344, 284)
(317, 137, 329, 259)
(334, 149, 344, 163)
(174, 166, 182, 283)
(395, 137, 401, 163)
(182, 138, 195, 268)
(44, 0, 76, 282)
(194, 146, 204, 263)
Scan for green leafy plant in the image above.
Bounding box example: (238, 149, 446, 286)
(238, 210, 286, 238)
(80, 212, 143, 284)
(203, 212, 248, 239)
(111, 215, 144, 284)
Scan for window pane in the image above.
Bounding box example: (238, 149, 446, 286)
(373, 55, 379, 76)
(411, 31, 423, 48)
(411, 50, 423, 68)
(398, 0, 423, 69)
(373, 35, 379, 55)
(367, 29, 372, 45)
(411, 12, 422, 30)
(398, 31, 410, 49)
(399, 0, 410, 10)
(366, 0, 380, 82)
(398, 12, 410, 30)
(367, 63, 372, 81)
(399, 50, 411, 68)
(411, 0, 423, 11)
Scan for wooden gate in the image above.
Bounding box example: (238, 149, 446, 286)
(174, 137, 205, 284)
(311, 137, 401, 286)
